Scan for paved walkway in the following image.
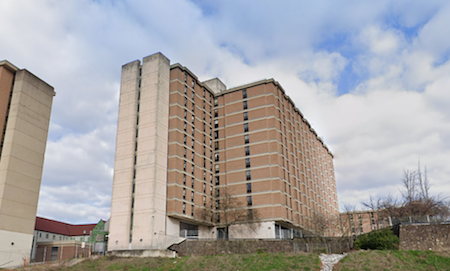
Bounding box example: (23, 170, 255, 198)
(319, 253, 347, 271)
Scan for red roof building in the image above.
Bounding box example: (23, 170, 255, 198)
(34, 217, 97, 237)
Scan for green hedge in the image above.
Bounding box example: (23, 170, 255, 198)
(354, 228, 399, 250)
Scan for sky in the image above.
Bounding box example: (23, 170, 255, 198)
(1, 0, 450, 224)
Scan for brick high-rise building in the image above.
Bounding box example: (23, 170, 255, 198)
(108, 53, 338, 252)
(0, 60, 55, 267)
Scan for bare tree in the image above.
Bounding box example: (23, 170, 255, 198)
(337, 203, 357, 238)
(197, 187, 260, 239)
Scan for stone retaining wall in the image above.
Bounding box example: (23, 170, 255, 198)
(169, 238, 353, 256)
(398, 223, 450, 251)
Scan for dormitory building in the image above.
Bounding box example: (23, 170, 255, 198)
(108, 53, 339, 252)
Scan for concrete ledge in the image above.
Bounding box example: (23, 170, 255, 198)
(107, 249, 176, 258)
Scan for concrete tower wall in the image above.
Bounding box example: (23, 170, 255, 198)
(108, 53, 171, 251)
(0, 64, 55, 267)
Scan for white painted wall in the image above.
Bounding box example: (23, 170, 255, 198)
(228, 221, 276, 239)
(0, 230, 33, 268)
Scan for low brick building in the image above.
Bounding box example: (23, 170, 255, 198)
(31, 217, 106, 262)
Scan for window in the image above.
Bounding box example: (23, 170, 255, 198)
(243, 101, 248, 110)
(203, 100, 206, 109)
(191, 140, 195, 149)
(203, 183, 206, 193)
(203, 122, 206, 132)
(247, 183, 252, 193)
(203, 134, 206, 144)
(243, 89, 247, 99)
(210, 174, 213, 183)
(191, 178, 194, 188)
(184, 122, 187, 131)
(183, 188, 186, 199)
(247, 196, 252, 206)
(214, 119, 219, 128)
(210, 185, 213, 195)
(184, 85, 187, 93)
(184, 97, 187, 106)
(245, 146, 250, 156)
(203, 170, 206, 180)
(184, 110, 187, 119)
(246, 170, 251, 180)
(191, 90, 195, 99)
(203, 111, 206, 120)
(192, 80, 195, 88)
(214, 141, 219, 150)
(214, 109, 218, 117)
(183, 203, 186, 214)
(215, 164, 220, 173)
(183, 161, 186, 171)
(214, 131, 219, 139)
(243, 112, 248, 121)
(191, 127, 195, 137)
(184, 147, 187, 158)
(183, 174, 186, 185)
(215, 176, 219, 185)
(184, 74, 187, 82)
(244, 123, 249, 132)
(203, 196, 206, 206)
(214, 153, 219, 161)
(191, 191, 194, 202)
(203, 89, 205, 97)
(215, 188, 220, 197)
(191, 205, 194, 216)
(244, 134, 249, 144)
(245, 158, 251, 168)
(191, 164, 195, 174)
(214, 98, 218, 106)
(192, 102, 195, 112)
(191, 115, 195, 123)
(191, 152, 194, 161)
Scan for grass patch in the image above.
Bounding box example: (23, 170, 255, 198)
(12, 250, 450, 271)
(336, 250, 450, 271)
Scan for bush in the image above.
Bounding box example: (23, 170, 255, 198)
(354, 228, 399, 250)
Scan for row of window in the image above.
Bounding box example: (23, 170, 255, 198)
(184, 74, 213, 101)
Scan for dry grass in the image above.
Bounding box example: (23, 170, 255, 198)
(335, 250, 450, 271)
(7, 250, 450, 271)
(10, 252, 319, 271)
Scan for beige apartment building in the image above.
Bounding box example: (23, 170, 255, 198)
(340, 210, 389, 236)
(108, 53, 339, 253)
(0, 61, 55, 267)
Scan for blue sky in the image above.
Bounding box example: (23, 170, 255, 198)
(1, 0, 450, 223)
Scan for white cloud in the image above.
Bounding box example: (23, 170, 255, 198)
(1, 0, 450, 222)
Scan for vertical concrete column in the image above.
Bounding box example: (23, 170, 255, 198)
(108, 60, 140, 250)
(132, 53, 170, 249)
(0, 68, 55, 267)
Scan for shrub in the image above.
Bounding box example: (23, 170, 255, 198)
(354, 228, 399, 250)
